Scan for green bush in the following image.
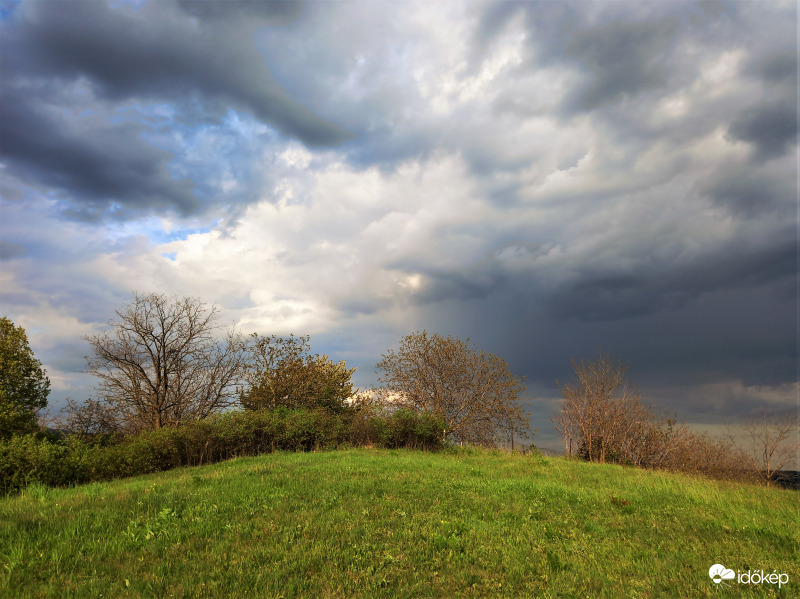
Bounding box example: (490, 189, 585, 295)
(413, 411, 447, 449)
(0, 434, 70, 494)
(381, 409, 417, 448)
(377, 409, 446, 450)
(122, 427, 182, 474)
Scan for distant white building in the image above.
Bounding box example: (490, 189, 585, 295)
(345, 388, 413, 414)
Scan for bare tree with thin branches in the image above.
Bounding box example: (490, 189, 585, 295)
(553, 352, 756, 480)
(738, 408, 799, 486)
(553, 352, 697, 467)
(83, 292, 248, 433)
(554, 353, 641, 463)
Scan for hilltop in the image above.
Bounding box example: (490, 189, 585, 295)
(1, 448, 797, 598)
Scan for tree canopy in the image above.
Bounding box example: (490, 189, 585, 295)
(241, 334, 356, 412)
(0, 316, 50, 437)
(376, 331, 528, 446)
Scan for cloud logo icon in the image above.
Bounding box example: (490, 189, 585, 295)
(709, 564, 735, 587)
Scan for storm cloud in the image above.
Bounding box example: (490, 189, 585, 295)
(0, 0, 350, 217)
(0, 0, 796, 450)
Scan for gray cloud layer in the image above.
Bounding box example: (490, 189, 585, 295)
(0, 0, 796, 439)
(0, 0, 350, 218)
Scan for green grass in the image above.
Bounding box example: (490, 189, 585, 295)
(1, 448, 797, 598)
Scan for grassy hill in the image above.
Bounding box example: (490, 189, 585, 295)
(1, 448, 797, 598)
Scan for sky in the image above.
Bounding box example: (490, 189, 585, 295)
(0, 0, 797, 450)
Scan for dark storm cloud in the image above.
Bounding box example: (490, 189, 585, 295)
(0, 87, 198, 219)
(421, 267, 796, 396)
(700, 162, 794, 217)
(727, 100, 798, 163)
(473, 1, 524, 44)
(8, 0, 349, 146)
(745, 50, 798, 85)
(335, 296, 392, 318)
(0, 0, 350, 218)
(474, 2, 705, 118)
(415, 269, 508, 305)
(547, 236, 797, 323)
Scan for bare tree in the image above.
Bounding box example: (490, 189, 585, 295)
(376, 330, 529, 446)
(553, 352, 694, 466)
(554, 353, 642, 463)
(616, 410, 692, 469)
(663, 430, 754, 482)
(739, 409, 799, 486)
(84, 292, 248, 433)
(57, 397, 121, 436)
(553, 352, 755, 480)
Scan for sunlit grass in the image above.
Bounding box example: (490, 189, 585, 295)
(1, 448, 797, 597)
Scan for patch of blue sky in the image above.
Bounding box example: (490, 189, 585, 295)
(161, 252, 177, 261)
(146, 109, 284, 203)
(104, 215, 215, 245)
(0, 0, 21, 20)
(162, 109, 273, 154)
(157, 223, 216, 244)
(221, 109, 271, 139)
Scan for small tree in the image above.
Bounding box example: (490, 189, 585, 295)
(739, 409, 799, 486)
(241, 334, 356, 412)
(376, 330, 528, 446)
(552, 352, 689, 465)
(0, 317, 50, 437)
(84, 292, 248, 433)
(554, 352, 713, 470)
(554, 353, 642, 463)
(58, 397, 121, 437)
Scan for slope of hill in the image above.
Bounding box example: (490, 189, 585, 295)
(1, 448, 797, 598)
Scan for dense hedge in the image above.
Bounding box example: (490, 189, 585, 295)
(0, 407, 446, 495)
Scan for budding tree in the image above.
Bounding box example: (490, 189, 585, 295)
(84, 292, 247, 433)
(241, 334, 356, 412)
(376, 330, 529, 446)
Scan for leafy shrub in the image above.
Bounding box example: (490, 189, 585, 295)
(378, 409, 445, 450)
(122, 427, 183, 474)
(412, 411, 447, 449)
(0, 406, 447, 495)
(0, 434, 70, 494)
